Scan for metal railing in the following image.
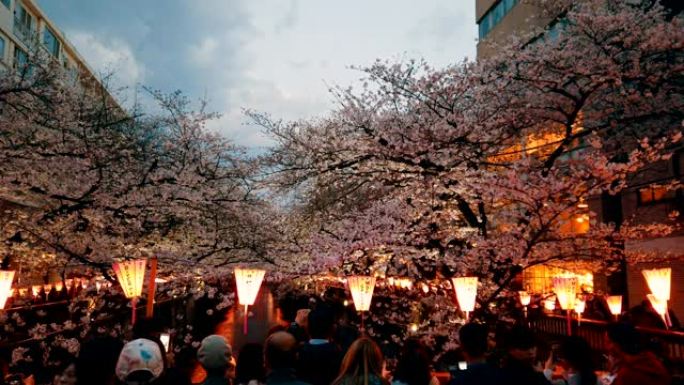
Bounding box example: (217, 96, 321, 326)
(531, 314, 684, 363)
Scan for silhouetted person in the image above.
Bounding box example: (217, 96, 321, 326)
(606, 323, 670, 385)
(332, 338, 389, 385)
(450, 323, 501, 385)
(543, 336, 597, 385)
(265, 332, 310, 385)
(499, 326, 551, 385)
(297, 306, 343, 385)
(235, 343, 265, 385)
(392, 338, 438, 385)
(75, 336, 123, 385)
(197, 335, 233, 385)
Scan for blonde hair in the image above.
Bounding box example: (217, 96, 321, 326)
(332, 337, 387, 385)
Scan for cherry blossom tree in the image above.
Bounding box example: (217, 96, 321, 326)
(0, 49, 279, 280)
(257, 0, 683, 323)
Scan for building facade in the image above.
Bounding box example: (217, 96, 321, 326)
(476, 0, 684, 321)
(0, 0, 98, 85)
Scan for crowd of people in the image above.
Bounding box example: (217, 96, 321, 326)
(0, 304, 677, 385)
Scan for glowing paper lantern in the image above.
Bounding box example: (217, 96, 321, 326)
(81, 278, 88, 290)
(0, 271, 15, 310)
(32, 285, 41, 297)
(552, 277, 578, 310)
(452, 277, 478, 321)
(518, 291, 531, 307)
(113, 259, 148, 325)
(646, 294, 670, 328)
(543, 298, 556, 311)
(54, 281, 64, 292)
(348, 276, 376, 312)
(44, 283, 52, 293)
(606, 295, 622, 321)
(642, 268, 671, 302)
(574, 298, 586, 325)
(234, 268, 266, 335)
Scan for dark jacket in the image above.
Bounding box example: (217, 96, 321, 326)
(500, 359, 552, 385)
(613, 351, 670, 385)
(267, 368, 312, 385)
(202, 373, 230, 385)
(297, 342, 343, 385)
(449, 362, 502, 385)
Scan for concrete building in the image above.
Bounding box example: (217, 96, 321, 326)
(0, 0, 100, 87)
(476, 0, 684, 321)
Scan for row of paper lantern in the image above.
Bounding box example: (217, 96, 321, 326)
(518, 267, 672, 326)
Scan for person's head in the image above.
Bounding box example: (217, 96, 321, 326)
(505, 326, 537, 365)
(560, 336, 597, 385)
(236, 343, 265, 384)
(115, 338, 165, 385)
(265, 332, 298, 370)
(76, 336, 124, 385)
(459, 323, 489, 361)
(54, 363, 77, 385)
(393, 339, 431, 385)
(333, 337, 385, 385)
(307, 305, 336, 340)
(606, 322, 641, 357)
(197, 335, 233, 376)
(132, 317, 163, 341)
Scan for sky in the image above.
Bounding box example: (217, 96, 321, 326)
(37, 0, 477, 150)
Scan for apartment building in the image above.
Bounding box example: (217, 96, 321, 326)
(0, 0, 100, 86)
(475, 0, 684, 320)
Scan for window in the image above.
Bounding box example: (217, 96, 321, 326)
(43, 27, 60, 57)
(478, 0, 519, 39)
(638, 185, 672, 205)
(0, 36, 5, 61)
(1, 0, 10, 9)
(14, 4, 34, 45)
(14, 46, 28, 70)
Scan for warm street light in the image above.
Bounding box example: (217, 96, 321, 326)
(348, 275, 376, 331)
(553, 277, 577, 335)
(234, 268, 266, 335)
(606, 295, 622, 321)
(452, 277, 478, 322)
(0, 270, 15, 310)
(113, 259, 148, 325)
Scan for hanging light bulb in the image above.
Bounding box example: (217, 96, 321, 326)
(0, 271, 16, 310)
(606, 295, 622, 321)
(452, 277, 478, 321)
(234, 268, 266, 335)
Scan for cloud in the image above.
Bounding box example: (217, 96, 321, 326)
(66, 31, 145, 87)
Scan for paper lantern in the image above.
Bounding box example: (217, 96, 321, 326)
(95, 281, 102, 292)
(0, 271, 15, 310)
(43, 283, 52, 293)
(606, 295, 622, 320)
(452, 277, 478, 321)
(113, 259, 148, 325)
(518, 291, 531, 306)
(81, 278, 88, 290)
(574, 298, 586, 314)
(54, 281, 64, 292)
(234, 268, 266, 335)
(647, 294, 667, 317)
(113, 259, 147, 299)
(32, 285, 41, 297)
(18, 288, 28, 297)
(234, 268, 266, 306)
(552, 277, 577, 310)
(348, 276, 376, 312)
(543, 298, 556, 311)
(642, 268, 671, 302)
